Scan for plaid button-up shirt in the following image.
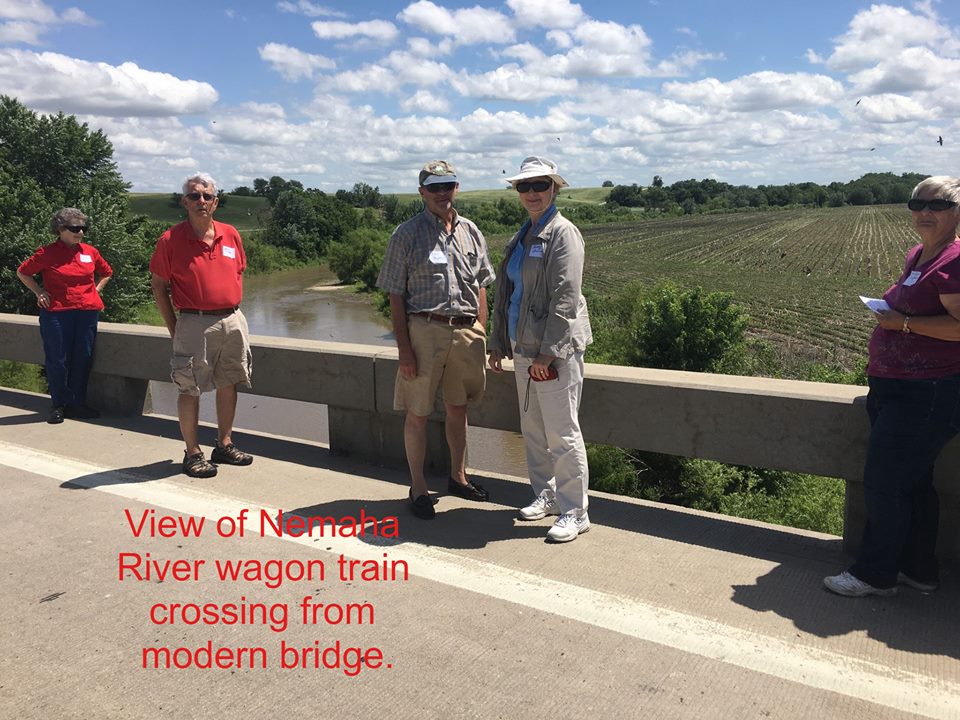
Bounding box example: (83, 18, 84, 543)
(377, 209, 495, 315)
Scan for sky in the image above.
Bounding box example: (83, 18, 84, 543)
(1, 0, 959, 193)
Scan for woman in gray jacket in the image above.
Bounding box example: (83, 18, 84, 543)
(488, 156, 593, 543)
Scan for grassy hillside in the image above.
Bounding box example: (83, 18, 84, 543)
(126, 194, 269, 233)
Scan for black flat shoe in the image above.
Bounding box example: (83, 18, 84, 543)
(409, 490, 437, 519)
(447, 477, 490, 502)
(47, 406, 64, 424)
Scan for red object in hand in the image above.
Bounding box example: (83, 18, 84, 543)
(528, 365, 559, 382)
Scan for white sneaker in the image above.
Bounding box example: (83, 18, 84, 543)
(519, 492, 559, 521)
(823, 571, 896, 598)
(546, 511, 590, 543)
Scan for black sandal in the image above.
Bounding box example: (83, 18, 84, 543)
(183, 451, 218, 478)
(211, 442, 253, 466)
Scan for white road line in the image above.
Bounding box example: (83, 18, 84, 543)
(2, 441, 957, 720)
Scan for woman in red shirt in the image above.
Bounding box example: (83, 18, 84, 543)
(16, 208, 113, 424)
(824, 177, 960, 597)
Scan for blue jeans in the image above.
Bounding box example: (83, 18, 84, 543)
(850, 374, 960, 588)
(39, 309, 99, 409)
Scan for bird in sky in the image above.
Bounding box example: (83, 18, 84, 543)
(870, 147, 876, 151)
(855, 98, 861, 106)
(938, 136, 943, 146)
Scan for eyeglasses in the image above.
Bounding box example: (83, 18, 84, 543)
(907, 198, 957, 212)
(185, 192, 216, 202)
(515, 180, 553, 194)
(64, 225, 87, 233)
(423, 182, 457, 194)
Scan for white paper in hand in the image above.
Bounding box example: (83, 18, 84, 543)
(859, 295, 890, 313)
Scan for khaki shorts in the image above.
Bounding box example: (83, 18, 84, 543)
(171, 310, 253, 396)
(394, 315, 487, 416)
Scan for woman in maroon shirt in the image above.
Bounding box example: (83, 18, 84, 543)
(16, 208, 113, 424)
(824, 177, 960, 597)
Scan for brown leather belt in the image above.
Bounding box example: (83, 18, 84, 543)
(411, 312, 476, 326)
(178, 306, 239, 317)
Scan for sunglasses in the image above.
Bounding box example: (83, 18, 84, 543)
(185, 192, 216, 202)
(64, 225, 87, 233)
(907, 198, 957, 212)
(515, 180, 552, 194)
(423, 182, 457, 194)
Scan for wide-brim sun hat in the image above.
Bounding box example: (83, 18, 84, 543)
(504, 156, 568, 188)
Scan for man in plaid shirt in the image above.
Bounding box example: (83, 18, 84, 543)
(377, 160, 496, 519)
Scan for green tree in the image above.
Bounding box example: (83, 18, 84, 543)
(327, 228, 388, 284)
(0, 96, 154, 321)
(264, 188, 358, 260)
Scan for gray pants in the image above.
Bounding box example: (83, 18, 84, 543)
(512, 351, 589, 515)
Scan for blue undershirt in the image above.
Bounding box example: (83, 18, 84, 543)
(507, 204, 557, 342)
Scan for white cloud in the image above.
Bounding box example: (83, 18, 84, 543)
(59, 7, 94, 25)
(0, 0, 94, 44)
(259, 42, 335, 81)
(212, 116, 313, 146)
(654, 50, 723, 76)
(384, 50, 451, 86)
(825, 4, 953, 72)
(398, 0, 515, 45)
(277, 0, 346, 18)
(407, 36, 453, 56)
(847, 46, 960, 94)
(0, 20, 42, 43)
(664, 71, 845, 111)
(505, 0, 585, 30)
(400, 89, 450, 113)
(854, 93, 928, 123)
(311, 19, 398, 41)
(317, 64, 397, 93)
(546, 30, 572, 49)
(0, 0, 57, 22)
(0, 49, 217, 116)
(805, 48, 824, 64)
(450, 64, 577, 101)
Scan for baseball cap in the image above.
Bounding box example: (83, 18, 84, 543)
(419, 160, 458, 187)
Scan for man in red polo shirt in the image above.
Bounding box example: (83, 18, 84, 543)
(149, 173, 254, 478)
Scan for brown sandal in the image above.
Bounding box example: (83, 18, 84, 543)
(183, 451, 217, 478)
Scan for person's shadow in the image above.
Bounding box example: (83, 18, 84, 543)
(284, 495, 549, 550)
(732, 560, 960, 660)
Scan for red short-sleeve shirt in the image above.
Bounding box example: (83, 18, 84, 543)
(149, 221, 246, 310)
(868, 240, 960, 379)
(18, 240, 112, 312)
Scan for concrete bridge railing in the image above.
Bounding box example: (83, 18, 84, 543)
(1, 312, 958, 561)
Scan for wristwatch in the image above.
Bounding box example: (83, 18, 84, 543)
(902, 315, 911, 333)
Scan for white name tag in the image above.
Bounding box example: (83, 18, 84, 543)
(78, 253, 92, 263)
(529, 243, 544, 258)
(222, 246, 237, 259)
(428, 248, 447, 264)
(903, 270, 921, 287)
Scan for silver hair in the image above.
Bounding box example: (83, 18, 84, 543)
(50, 207, 87, 235)
(181, 172, 218, 195)
(912, 176, 960, 204)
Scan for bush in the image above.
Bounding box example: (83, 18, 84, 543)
(0, 360, 45, 393)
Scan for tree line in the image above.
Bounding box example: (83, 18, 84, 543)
(605, 172, 927, 215)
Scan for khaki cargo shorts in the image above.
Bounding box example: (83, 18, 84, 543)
(394, 315, 487, 416)
(171, 310, 253, 396)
